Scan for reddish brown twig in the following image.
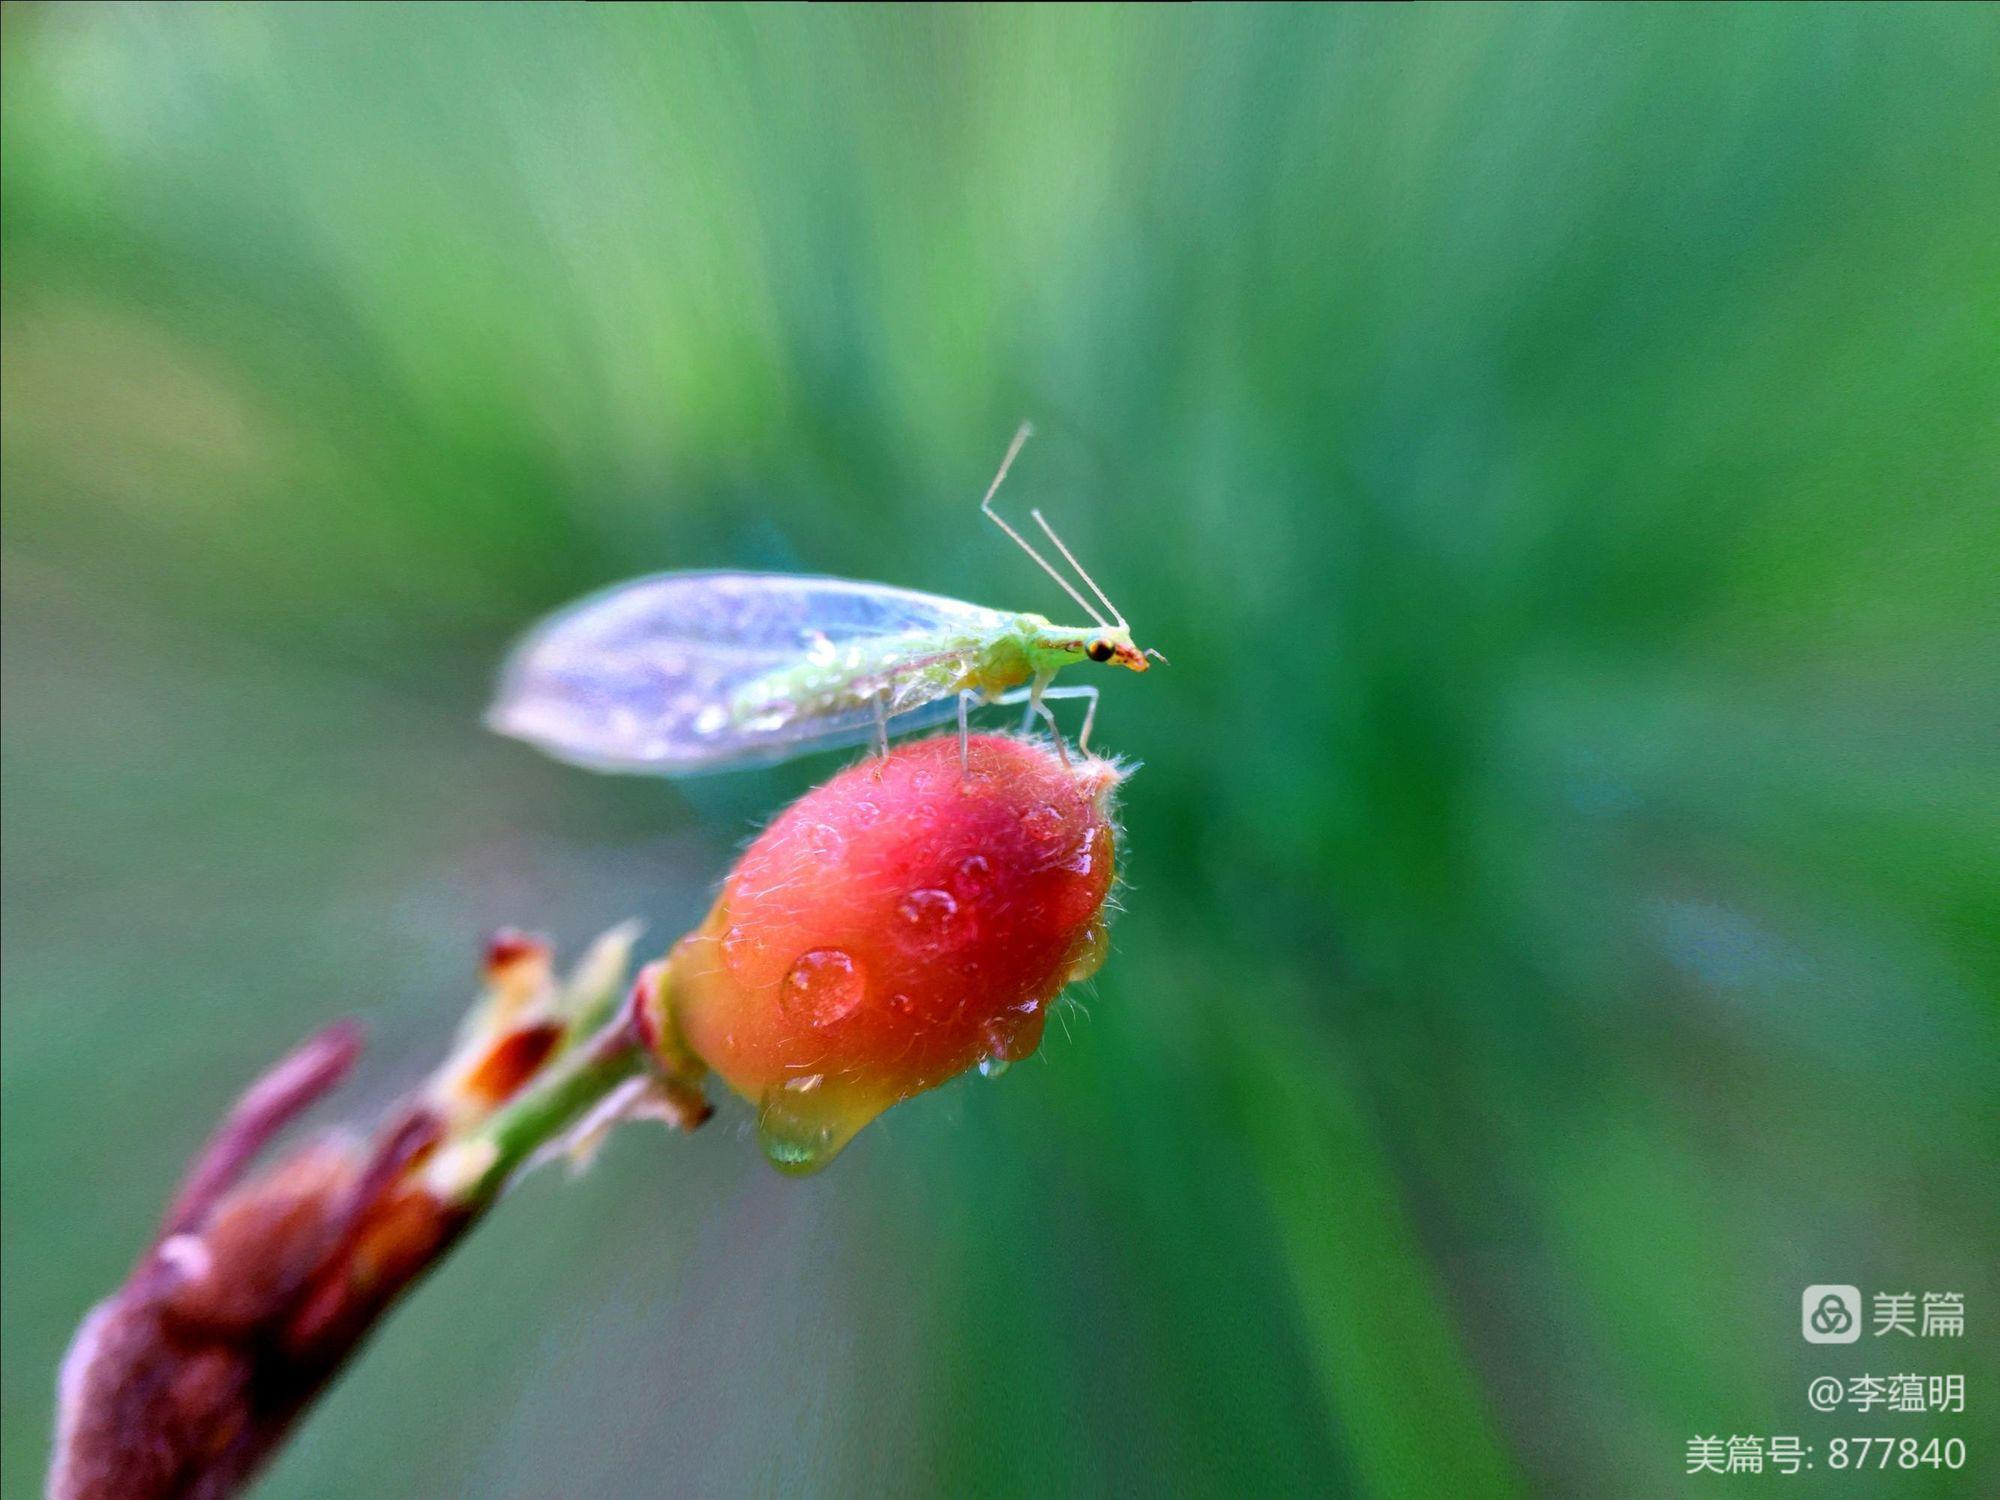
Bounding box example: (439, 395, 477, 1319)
(48, 930, 706, 1500)
(48, 1024, 451, 1500)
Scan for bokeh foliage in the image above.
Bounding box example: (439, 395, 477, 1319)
(4, 6, 1996, 1496)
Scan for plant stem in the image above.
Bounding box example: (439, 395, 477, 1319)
(49, 929, 706, 1500)
(434, 1020, 649, 1207)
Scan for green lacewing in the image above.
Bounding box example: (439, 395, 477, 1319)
(488, 424, 1159, 775)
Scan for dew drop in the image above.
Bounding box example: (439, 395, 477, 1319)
(886, 992, 917, 1017)
(897, 888, 965, 950)
(977, 1055, 1012, 1079)
(803, 821, 846, 858)
(780, 948, 866, 1027)
(979, 1008, 1041, 1067)
(1062, 920, 1112, 984)
(721, 922, 765, 974)
(850, 800, 882, 828)
(756, 1087, 839, 1174)
(953, 853, 992, 893)
(1020, 802, 1067, 852)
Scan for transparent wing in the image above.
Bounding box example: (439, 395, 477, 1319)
(486, 571, 1011, 774)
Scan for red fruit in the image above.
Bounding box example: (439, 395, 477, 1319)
(659, 734, 1124, 1172)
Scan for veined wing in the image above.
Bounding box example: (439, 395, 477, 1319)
(487, 571, 1012, 773)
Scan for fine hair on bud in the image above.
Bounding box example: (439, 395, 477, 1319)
(653, 733, 1126, 1173)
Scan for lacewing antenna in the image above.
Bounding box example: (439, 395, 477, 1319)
(1029, 507, 1125, 629)
(978, 423, 1110, 628)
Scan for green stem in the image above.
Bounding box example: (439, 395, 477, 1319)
(437, 1021, 648, 1207)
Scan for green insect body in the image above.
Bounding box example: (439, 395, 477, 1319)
(488, 424, 1159, 775)
(723, 616, 1140, 739)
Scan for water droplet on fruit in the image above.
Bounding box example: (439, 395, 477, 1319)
(979, 1008, 1042, 1067)
(953, 854, 991, 893)
(721, 923, 765, 974)
(886, 991, 916, 1017)
(803, 821, 845, 858)
(1062, 920, 1111, 984)
(851, 800, 882, 828)
(756, 1087, 839, 1174)
(780, 948, 865, 1027)
(898, 888, 964, 949)
(1020, 802, 1066, 852)
(977, 1055, 1012, 1079)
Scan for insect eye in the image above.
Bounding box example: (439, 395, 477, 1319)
(1086, 639, 1116, 663)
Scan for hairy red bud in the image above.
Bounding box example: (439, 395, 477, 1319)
(660, 734, 1123, 1172)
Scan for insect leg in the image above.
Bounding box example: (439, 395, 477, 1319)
(989, 683, 1099, 755)
(1018, 669, 1052, 734)
(1037, 685, 1100, 752)
(958, 690, 979, 773)
(1026, 673, 1069, 765)
(1035, 698, 1070, 765)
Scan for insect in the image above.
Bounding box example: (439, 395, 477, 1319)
(487, 423, 1161, 776)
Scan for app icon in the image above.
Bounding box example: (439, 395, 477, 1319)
(1802, 1285, 1861, 1343)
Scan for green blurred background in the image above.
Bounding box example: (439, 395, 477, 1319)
(4, 5, 1996, 1496)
